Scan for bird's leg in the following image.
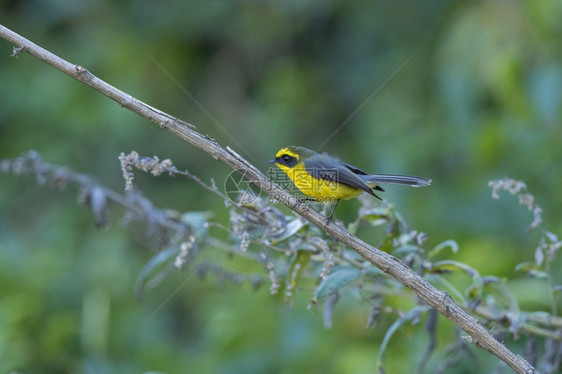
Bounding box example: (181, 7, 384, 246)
(326, 200, 339, 224)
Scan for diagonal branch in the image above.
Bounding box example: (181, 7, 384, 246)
(0, 24, 536, 374)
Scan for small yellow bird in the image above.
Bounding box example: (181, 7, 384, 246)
(269, 146, 431, 222)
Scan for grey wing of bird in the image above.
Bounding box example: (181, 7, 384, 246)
(339, 161, 384, 192)
(338, 161, 368, 175)
(304, 156, 380, 198)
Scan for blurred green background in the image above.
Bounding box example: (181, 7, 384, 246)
(1, 0, 562, 373)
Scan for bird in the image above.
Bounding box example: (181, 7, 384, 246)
(269, 146, 431, 223)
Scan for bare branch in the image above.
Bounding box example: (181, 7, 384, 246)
(0, 24, 537, 373)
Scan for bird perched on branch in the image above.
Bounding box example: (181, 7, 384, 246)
(269, 146, 431, 223)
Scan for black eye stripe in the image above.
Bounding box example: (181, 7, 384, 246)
(276, 154, 297, 167)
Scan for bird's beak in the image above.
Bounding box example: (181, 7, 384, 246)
(268, 159, 276, 164)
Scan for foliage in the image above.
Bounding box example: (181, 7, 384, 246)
(2, 151, 561, 373)
(2, 0, 562, 372)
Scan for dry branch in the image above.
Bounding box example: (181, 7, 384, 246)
(0, 24, 537, 373)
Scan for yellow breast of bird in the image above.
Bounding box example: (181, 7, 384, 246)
(278, 162, 363, 201)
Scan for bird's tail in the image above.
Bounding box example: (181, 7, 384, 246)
(362, 174, 431, 187)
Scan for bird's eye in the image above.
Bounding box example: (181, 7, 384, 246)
(282, 155, 291, 163)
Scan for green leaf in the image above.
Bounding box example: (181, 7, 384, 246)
(466, 284, 480, 300)
(323, 293, 339, 329)
(286, 250, 312, 291)
(429, 260, 482, 300)
(392, 245, 421, 257)
(358, 207, 390, 221)
(285, 250, 312, 306)
(535, 245, 544, 266)
(544, 230, 559, 243)
(527, 269, 550, 279)
(181, 211, 213, 238)
(482, 276, 500, 285)
(312, 266, 364, 303)
(135, 246, 180, 300)
(430, 260, 477, 277)
(377, 305, 431, 372)
(379, 236, 394, 253)
(428, 240, 459, 258)
(287, 239, 318, 252)
(430, 274, 466, 302)
(90, 186, 108, 228)
(528, 311, 553, 321)
(515, 262, 550, 279)
(365, 217, 389, 226)
(514, 261, 539, 272)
